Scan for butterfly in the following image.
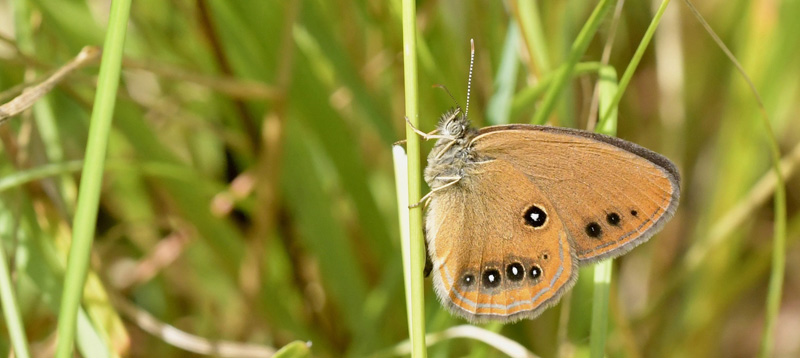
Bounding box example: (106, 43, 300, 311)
(414, 106, 680, 322)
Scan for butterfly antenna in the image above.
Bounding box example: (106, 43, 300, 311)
(432, 84, 461, 113)
(465, 38, 475, 119)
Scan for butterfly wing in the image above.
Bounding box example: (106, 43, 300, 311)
(426, 159, 578, 322)
(471, 125, 680, 264)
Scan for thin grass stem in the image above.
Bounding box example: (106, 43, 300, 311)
(0, 161, 83, 193)
(401, 0, 427, 356)
(54, 0, 132, 356)
(531, 0, 614, 125)
(599, 0, 671, 128)
(590, 261, 613, 358)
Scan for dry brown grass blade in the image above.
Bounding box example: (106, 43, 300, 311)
(0, 46, 100, 125)
(113, 294, 276, 357)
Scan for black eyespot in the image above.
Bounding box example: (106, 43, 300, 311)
(529, 265, 542, 280)
(586, 222, 602, 238)
(462, 274, 475, 287)
(606, 212, 621, 226)
(506, 263, 525, 281)
(631, 210, 638, 217)
(524, 205, 547, 228)
(542, 253, 550, 260)
(483, 269, 501, 288)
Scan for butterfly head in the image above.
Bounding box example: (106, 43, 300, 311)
(438, 108, 471, 139)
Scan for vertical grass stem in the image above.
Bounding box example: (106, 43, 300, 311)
(54, 0, 132, 356)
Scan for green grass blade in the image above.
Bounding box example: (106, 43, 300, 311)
(402, 0, 427, 355)
(758, 113, 787, 358)
(599, 0, 671, 127)
(0, 226, 31, 358)
(486, 20, 520, 125)
(511, 62, 604, 119)
(281, 122, 369, 342)
(590, 261, 612, 358)
(273, 341, 312, 358)
(74, 309, 111, 358)
(3, 196, 112, 357)
(54, 0, 132, 356)
(514, 0, 551, 74)
(0, 161, 83, 193)
(531, 0, 614, 125)
(595, 66, 619, 135)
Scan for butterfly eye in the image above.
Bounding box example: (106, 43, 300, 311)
(446, 121, 463, 137)
(482, 269, 502, 288)
(506, 263, 525, 281)
(529, 265, 543, 280)
(524, 205, 547, 228)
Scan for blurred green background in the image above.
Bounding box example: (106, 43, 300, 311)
(1, 0, 799, 357)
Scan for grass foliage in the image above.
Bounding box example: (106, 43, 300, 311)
(0, 0, 799, 357)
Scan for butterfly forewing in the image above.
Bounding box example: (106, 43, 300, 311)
(426, 159, 578, 322)
(471, 125, 680, 264)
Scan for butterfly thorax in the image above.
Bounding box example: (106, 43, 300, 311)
(423, 109, 482, 190)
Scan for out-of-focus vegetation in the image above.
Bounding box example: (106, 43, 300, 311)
(0, 0, 798, 357)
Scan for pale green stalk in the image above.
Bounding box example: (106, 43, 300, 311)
(402, 0, 427, 356)
(54, 0, 132, 356)
(590, 262, 612, 358)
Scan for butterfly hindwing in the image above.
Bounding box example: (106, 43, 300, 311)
(425, 159, 578, 322)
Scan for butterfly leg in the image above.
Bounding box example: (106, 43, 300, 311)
(404, 116, 452, 141)
(433, 140, 458, 160)
(409, 176, 462, 209)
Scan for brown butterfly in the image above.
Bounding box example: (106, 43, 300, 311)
(417, 107, 680, 322)
(406, 40, 680, 323)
